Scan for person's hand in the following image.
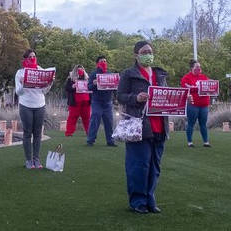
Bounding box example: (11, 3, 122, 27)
(53, 74, 56, 81)
(72, 82, 77, 88)
(93, 79, 97, 85)
(187, 94, 194, 104)
(137, 92, 149, 102)
(20, 76, 24, 84)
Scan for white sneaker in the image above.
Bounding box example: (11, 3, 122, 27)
(25, 160, 35, 169)
(33, 158, 43, 169)
(188, 142, 195, 147)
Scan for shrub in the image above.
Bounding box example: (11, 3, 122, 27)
(0, 103, 68, 131)
(168, 103, 231, 131)
(207, 103, 231, 129)
(169, 116, 187, 131)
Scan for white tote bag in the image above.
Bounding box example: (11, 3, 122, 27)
(46, 144, 65, 172)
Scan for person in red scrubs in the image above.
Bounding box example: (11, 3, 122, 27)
(65, 65, 91, 136)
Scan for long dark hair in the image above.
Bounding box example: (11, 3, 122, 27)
(23, 49, 36, 59)
(134, 40, 153, 54)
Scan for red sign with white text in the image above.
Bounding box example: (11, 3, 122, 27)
(147, 86, 189, 116)
(96, 73, 120, 90)
(23, 68, 55, 88)
(76, 80, 92, 93)
(198, 80, 219, 96)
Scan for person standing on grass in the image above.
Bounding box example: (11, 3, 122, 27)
(15, 49, 55, 169)
(65, 65, 91, 136)
(181, 60, 211, 148)
(117, 41, 169, 214)
(86, 56, 116, 147)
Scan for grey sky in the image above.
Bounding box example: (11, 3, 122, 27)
(21, 0, 204, 34)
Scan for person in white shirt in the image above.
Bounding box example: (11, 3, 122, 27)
(15, 49, 54, 169)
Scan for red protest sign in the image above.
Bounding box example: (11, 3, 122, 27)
(147, 86, 189, 116)
(198, 80, 219, 96)
(96, 73, 120, 90)
(23, 68, 55, 88)
(75, 80, 92, 93)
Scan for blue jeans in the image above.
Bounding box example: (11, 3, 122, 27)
(19, 104, 45, 161)
(125, 139, 165, 209)
(186, 104, 209, 143)
(87, 100, 114, 144)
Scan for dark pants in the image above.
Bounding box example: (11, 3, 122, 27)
(186, 104, 209, 143)
(87, 100, 114, 144)
(19, 104, 45, 161)
(125, 139, 165, 209)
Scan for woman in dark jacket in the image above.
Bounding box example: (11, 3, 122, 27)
(117, 41, 169, 214)
(65, 65, 90, 136)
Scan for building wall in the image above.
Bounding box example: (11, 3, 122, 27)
(0, 0, 21, 12)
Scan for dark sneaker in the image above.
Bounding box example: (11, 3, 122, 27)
(87, 142, 94, 146)
(25, 160, 35, 169)
(203, 143, 211, 147)
(131, 205, 149, 214)
(148, 206, 161, 213)
(107, 143, 117, 147)
(33, 158, 43, 169)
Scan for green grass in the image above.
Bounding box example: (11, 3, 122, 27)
(0, 130, 231, 231)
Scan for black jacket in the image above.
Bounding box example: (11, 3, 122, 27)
(117, 64, 169, 140)
(65, 78, 76, 106)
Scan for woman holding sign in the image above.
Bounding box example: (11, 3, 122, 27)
(15, 49, 55, 169)
(181, 60, 211, 148)
(117, 41, 169, 214)
(65, 65, 90, 136)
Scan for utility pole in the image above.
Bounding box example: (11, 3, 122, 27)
(192, 0, 197, 61)
(34, 0, 36, 18)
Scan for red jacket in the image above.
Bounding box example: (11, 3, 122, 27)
(181, 72, 210, 107)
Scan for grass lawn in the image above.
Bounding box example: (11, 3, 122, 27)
(0, 130, 231, 231)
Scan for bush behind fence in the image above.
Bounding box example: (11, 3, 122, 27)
(1, 100, 231, 131)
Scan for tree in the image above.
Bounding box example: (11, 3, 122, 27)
(0, 10, 29, 93)
(137, 28, 158, 41)
(35, 27, 107, 89)
(11, 11, 50, 49)
(162, 0, 231, 43)
(219, 31, 231, 100)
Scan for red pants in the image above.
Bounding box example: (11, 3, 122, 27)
(65, 102, 90, 136)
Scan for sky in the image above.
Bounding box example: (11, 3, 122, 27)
(21, 0, 204, 34)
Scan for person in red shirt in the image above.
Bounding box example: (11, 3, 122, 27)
(181, 60, 211, 147)
(118, 41, 169, 214)
(65, 65, 91, 136)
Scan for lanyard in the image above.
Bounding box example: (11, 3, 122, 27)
(147, 68, 153, 85)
